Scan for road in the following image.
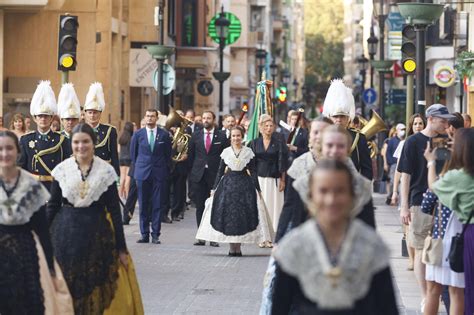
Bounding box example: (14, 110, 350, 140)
(124, 194, 446, 315)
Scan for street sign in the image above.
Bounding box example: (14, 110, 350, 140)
(208, 12, 242, 45)
(362, 88, 377, 105)
(153, 64, 175, 95)
(197, 80, 214, 96)
(387, 12, 404, 32)
(385, 89, 407, 105)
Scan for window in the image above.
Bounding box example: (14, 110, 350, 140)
(182, 0, 197, 46)
(168, 0, 176, 38)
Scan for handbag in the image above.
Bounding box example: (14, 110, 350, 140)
(422, 202, 443, 266)
(448, 209, 474, 273)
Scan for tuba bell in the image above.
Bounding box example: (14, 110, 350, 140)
(360, 110, 387, 139)
(165, 107, 193, 161)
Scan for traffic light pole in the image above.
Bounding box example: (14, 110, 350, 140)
(61, 71, 69, 85)
(406, 74, 414, 126)
(415, 26, 426, 115)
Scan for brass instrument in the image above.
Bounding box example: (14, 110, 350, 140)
(165, 107, 193, 161)
(356, 110, 387, 159)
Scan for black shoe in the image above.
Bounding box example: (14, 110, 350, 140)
(228, 252, 236, 256)
(123, 213, 132, 225)
(151, 237, 161, 244)
(136, 237, 149, 243)
(193, 240, 205, 246)
(235, 252, 242, 257)
(209, 242, 219, 247)
(162, 217, 172, 224)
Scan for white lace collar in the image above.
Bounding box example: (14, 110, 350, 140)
(0, 169, 50, 225)
(52, 156, 117, 207)
(287, 151, 316, 180)
(292, 158, 372, 218)
(220, 146, 255, 171)
(274, 219, 390, 309)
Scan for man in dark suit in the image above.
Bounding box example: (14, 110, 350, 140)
(188, 110, 230, 246)
(130, 109, 172, 244)
(281, 110, 309, 165)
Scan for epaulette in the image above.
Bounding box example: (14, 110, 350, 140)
(24, 130, 36, 136)
(100, 123, 117, 130)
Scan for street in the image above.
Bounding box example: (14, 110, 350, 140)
(124, 194, 445, 315)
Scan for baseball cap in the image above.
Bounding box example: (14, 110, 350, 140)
(396, 123, 406, 130)
(425, 104, 454, 119)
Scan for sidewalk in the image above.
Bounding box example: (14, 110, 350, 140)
(374, 193, 447, 315)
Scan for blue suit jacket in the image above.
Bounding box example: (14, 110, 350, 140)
(130, 127, 172, 181)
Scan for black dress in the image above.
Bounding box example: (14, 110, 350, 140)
(47, 157, 127, 315)
(0, 170, 52, 315)
(248, 134, 288, 179)
(196, 147, 274, 243)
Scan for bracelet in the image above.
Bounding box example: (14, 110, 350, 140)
(427, 160, 435, 168)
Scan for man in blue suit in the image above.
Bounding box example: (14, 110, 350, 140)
(131, 109, 172, 244)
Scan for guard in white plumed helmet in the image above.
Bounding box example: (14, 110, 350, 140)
(57, 83, 81, 139)
(322, 79, 372, 180)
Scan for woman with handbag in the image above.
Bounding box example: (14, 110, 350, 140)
(425, 127, 474, 315)
(0, 131, 73, 314)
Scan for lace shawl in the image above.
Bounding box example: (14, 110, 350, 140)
(292, 158, 372, 218)
(52, 156, 117, 207)
(274, 219, 390, 309)
(220, 146, 255, 171)
(287, 151, 316, 180)
(0, 169, 50, 225)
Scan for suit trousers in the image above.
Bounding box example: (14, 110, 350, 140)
(123, 177, 138, 219)
(136, 177, 164, 238)
(191, 169, 215, 228)
(170, 170, 187, 218)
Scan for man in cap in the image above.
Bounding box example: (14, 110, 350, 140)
(19, 80, 72, 191)
(323, 79, 373, 180)
(57, 83, 81, 139)
(83, 82, 120, 175)
(398, 104, 453, 306)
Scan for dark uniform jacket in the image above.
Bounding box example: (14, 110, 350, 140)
(93, 123, 120, 176)
(280, 128, 309, 164)
(349, 129, 373, 180)
(19, 130, 71, 190)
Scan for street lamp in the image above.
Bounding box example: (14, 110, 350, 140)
(357, 55, 369, 118)
(212, 6, 231, 116)
(367, 25, 378, 89)
(270, 59, 278, 100)
(256, 49, 267, 79)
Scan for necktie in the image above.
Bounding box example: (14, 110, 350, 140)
(205, 132, 211, 153)
(149, 130, 155, 152)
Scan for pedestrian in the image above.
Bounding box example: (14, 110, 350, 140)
(185, 109, 202, 134)
(0, 130, 73, 314)
(18, 81, 71, 191)
(275, 116, 333, 243)
(281, 110, 309, 166)
(384, 123, 405, 204)
(196, 126, 273, 255)
(118, 121, 134, 199)
(268, 160, 398, 314)
(194, 114, 203, 125)
(9, 113, 26, 138)
(188, 110, 229, 246)
(461, 113, 471, 128)
(51, 115, 61, 132)
(131, 109, 172, 244)
(398, 104, 454, 312)
(222, 114, 236, 138)
(57, 83, 81, 139)
(427, 128, 474, 315)
(84, 82, 120, 176)
(323, 79, 373, 180)
(248, 114, 288, 245)
(47, 123, 143, 314)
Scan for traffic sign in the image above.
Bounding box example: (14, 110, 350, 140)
(153, 64, 175, 95)
(208, 12, 242, 45)
(385, 89, 407, 105)
(362, 88, 377, 105)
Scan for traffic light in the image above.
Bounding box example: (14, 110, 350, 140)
(400, 24, 416, 74)
(277, 86, 287, 103)
(58, 15, 79, 71)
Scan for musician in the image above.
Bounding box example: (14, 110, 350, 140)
(19, 81, 71, 191)
(322, 79, 373, 180)
(185, 109, 203, 134)
(281, 110, 309, 165)
(57, 83, 81, 139)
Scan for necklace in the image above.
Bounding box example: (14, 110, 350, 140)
(75, 158, 94, 199)
(1, 170, 21, 216)
(232, 146, 242, 167)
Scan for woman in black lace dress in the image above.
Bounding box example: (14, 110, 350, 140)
(47, 123, 143, 314)
(196, 126, 273, 256)
(248, 114, 288, 246)
(0, 131, 72, 314)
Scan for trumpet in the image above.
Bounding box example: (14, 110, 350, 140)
(165, 107, 193, 161)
